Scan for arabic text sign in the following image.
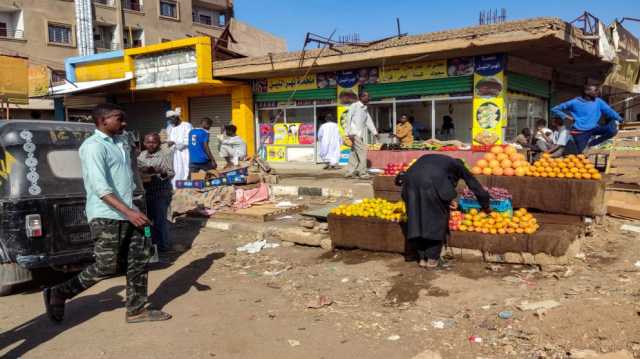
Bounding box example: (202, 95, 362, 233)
(380, 60, 447, 83)
(0, 55, 28, 104)
(29, 65, 51, 97)
(472, 54, 506, 145)
(267, 74, 317, 93)
(134, 47, 198, 90)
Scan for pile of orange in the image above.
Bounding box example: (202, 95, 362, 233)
(526, 154, 601, 180)
(457, 208, 539, 235)
(471, 145, 529, 177)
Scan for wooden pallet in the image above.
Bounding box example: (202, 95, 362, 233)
(604, 122, 640, 193)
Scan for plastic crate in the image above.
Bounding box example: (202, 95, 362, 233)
(459, 198, 513, 214)
(175, 180, 206, 189)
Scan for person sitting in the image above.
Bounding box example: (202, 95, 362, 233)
(514, 128, 532, 148)
(547, 117, 569, 158)
(394, 114, 414, 145)
(220, 124, 247, 169)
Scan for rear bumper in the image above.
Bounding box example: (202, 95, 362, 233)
(16, 249, 94, 269)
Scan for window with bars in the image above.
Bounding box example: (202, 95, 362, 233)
(160, 1, 177, 18)
(122, 0, 142, 11)
(48, 24, 72, 45)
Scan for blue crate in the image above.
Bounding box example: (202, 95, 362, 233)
(459, 198, 512, 213)
(175, 180, 205, 189)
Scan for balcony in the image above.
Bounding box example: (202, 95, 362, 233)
(0, 27, 24, 40)
(193, 0, 228, 9)
(93, 0, 115, 6)
(94, 40, 120, 52)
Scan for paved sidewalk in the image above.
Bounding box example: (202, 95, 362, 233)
(270, 162, 374, 198)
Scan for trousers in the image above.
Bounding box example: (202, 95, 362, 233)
(53, 219, 152, 315)
(345, 136, 367, 177)
(571, 120, 618, 154)
(145, 193, 171, 252)
(411, 238, 444, 261)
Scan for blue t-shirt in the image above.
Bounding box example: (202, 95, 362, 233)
(551, 97, 623, 131)
(188, 128, 210, 164)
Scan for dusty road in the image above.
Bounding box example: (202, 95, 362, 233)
(1, 217, 639, 358)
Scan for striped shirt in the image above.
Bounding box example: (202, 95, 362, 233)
(137, 149, 174, 197)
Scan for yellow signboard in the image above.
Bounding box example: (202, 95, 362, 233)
(266, 145, 286, 161)
(472, 54, 506, 145)
(0, 55, 29, 104)
(28, 65, 51, 97)
(380, 60, 447, 83)
(267, 74, 317, 93)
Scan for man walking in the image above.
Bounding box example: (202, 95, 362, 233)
(188, 117, 217, 176)
(551, 84, 623, 153)
(317, 113, 342, 169)
(166, 108, 192, 188)
(345, 91, 377, 179)
(43, 104, 171, 324)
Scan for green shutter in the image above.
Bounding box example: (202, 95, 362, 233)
(363, 76, 472, 99)
(507, 72, 550, 98)
(255, 88, 336, 102)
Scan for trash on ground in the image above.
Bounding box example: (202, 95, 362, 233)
(498, 310, 513, 319)
(306, 295, 333, 309)
(276, 201, 296, 208)
(236, 240, 280, 254)
(468, 335, 482, 343)
(431, 319, 456, 329)
(387, 334, 400, 341)
(517, 300, 561, 311)
(287, 339, 300, 347)
(620, 224, 640, 234)
(634, 261, 640, 268)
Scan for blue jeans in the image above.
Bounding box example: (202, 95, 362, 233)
(571, 120, 618, 154)
(145, 193, 171, 252)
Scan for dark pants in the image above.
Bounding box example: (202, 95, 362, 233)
(145, 193, 171, 252)
(53, 219, 152, 315)
(189, 161, 215, 177)
(571, 120, 618, 154)
(411, 238, 444, 261)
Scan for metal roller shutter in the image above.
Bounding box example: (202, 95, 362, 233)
(254, 88, 336, 102)
(507, 72, 550, 98)
(119, 100, 171, 143)
(189, 95, 232, 165)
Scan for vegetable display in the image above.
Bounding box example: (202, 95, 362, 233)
(451, 208, 539, 235)
(330, 199, 407, 222)
(462, 186, 512, 201)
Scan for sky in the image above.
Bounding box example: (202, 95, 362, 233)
(234, 0, 640, 51)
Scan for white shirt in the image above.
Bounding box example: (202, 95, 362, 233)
(346, 101, 377, 138)
(553, 126, 569, 146)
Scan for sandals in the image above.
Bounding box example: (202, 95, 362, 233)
(126, 308, 172, 324)
(418, 259, 449, 270)
(43, 287, 65, 323)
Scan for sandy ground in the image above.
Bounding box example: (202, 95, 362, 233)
(1, 216, 640, 358)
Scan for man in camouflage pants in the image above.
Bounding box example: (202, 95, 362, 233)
(43, 104, 171, 324)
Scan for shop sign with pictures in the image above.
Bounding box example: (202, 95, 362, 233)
(472, 54, 506, 145)
(134, 47, 198, 89)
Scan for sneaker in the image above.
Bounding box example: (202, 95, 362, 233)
(126, 308, 172, 323)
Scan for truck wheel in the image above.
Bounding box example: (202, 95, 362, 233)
(0, 263, 33, 296)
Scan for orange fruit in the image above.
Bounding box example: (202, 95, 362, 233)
(510, 153, 524, 162)
(504, 168, 515, 176)
(548, 172, 557, 178)
(582, 173, 592, 180)
(492, 167, 504, 176)
(570, 167, 579, 173)
(491, 146, 504, 154)
(498, 228, 506, 235)
(533, 172, 540, 177)
(557, 173, 565, 178)
(490, 228, 497, 235)
(496, 153, 509, 162)
(542, 153, 551, 159)
(477, 159, 488, 168)
(482, 167, 493, 175)
(592, 173, 602, 180)
(481, 228, 489, 234)
(501, 159, 513, 169)
(504, 146, 517, 155)
(515, 167, 526, 177)
(565, 172, 574, 179)
(541, 172, 549, 178)
(471, 166, 483, 175)
(516, 228, 524, 234)
(489, 160, 501, 169)
(484, 153, 496, 161)
(589, 168, 599, 174)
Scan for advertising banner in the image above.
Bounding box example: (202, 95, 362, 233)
(267, 74, 317, 93)
(0, 55, 29, 104)
(472, 54, 506, 145)
(336, 70, 360, 166)
(380, 60, 447, 83)
(266, 145, 286, 162)
(28, 64, 51, 97)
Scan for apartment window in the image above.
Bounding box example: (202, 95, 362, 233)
(219, 14, 225, 26)
(0, 22, 6, 37)
(192, 7, 219, 26)
(199, 14, 212, 25)
(51, 71, 66, 84)
(48, 24, 72, 45)
(94, 0, 114, 6)
(159, 0, 178, 18)
(122, 0, 142, 11)
(124, 27, 143, 48)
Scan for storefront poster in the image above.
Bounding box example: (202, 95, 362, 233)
(472, 54, 506, 145)
(336, 81, 359, 166)
(273, 124, 288, 145)
(28, 64, 51, 97)
(447, 57, 475, 77)
(285, 123, 301, 145)
(357, 67, 379, 85)
(267, 74, 317, 93)
(317, 72, 337, 88)
(259, 123, 274, 145)
(266, 145, 286, 162)
(253, 79, 268, 93)
(0, 55, 29, 104)
(298, 123, 315, 145)
(380, 60, 447, 83)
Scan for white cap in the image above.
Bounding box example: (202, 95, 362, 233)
(166, 107, 182, 118)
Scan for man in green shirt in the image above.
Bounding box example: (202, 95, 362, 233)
(44, 103, 171, 324)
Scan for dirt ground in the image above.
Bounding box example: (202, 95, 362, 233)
(1, 216, 640, 359)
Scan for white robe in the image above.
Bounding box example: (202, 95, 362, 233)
(167, 121, 192, 188)
(318, 122, 342, 165)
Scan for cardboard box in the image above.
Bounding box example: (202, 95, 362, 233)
(190, 171, 207, 181)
